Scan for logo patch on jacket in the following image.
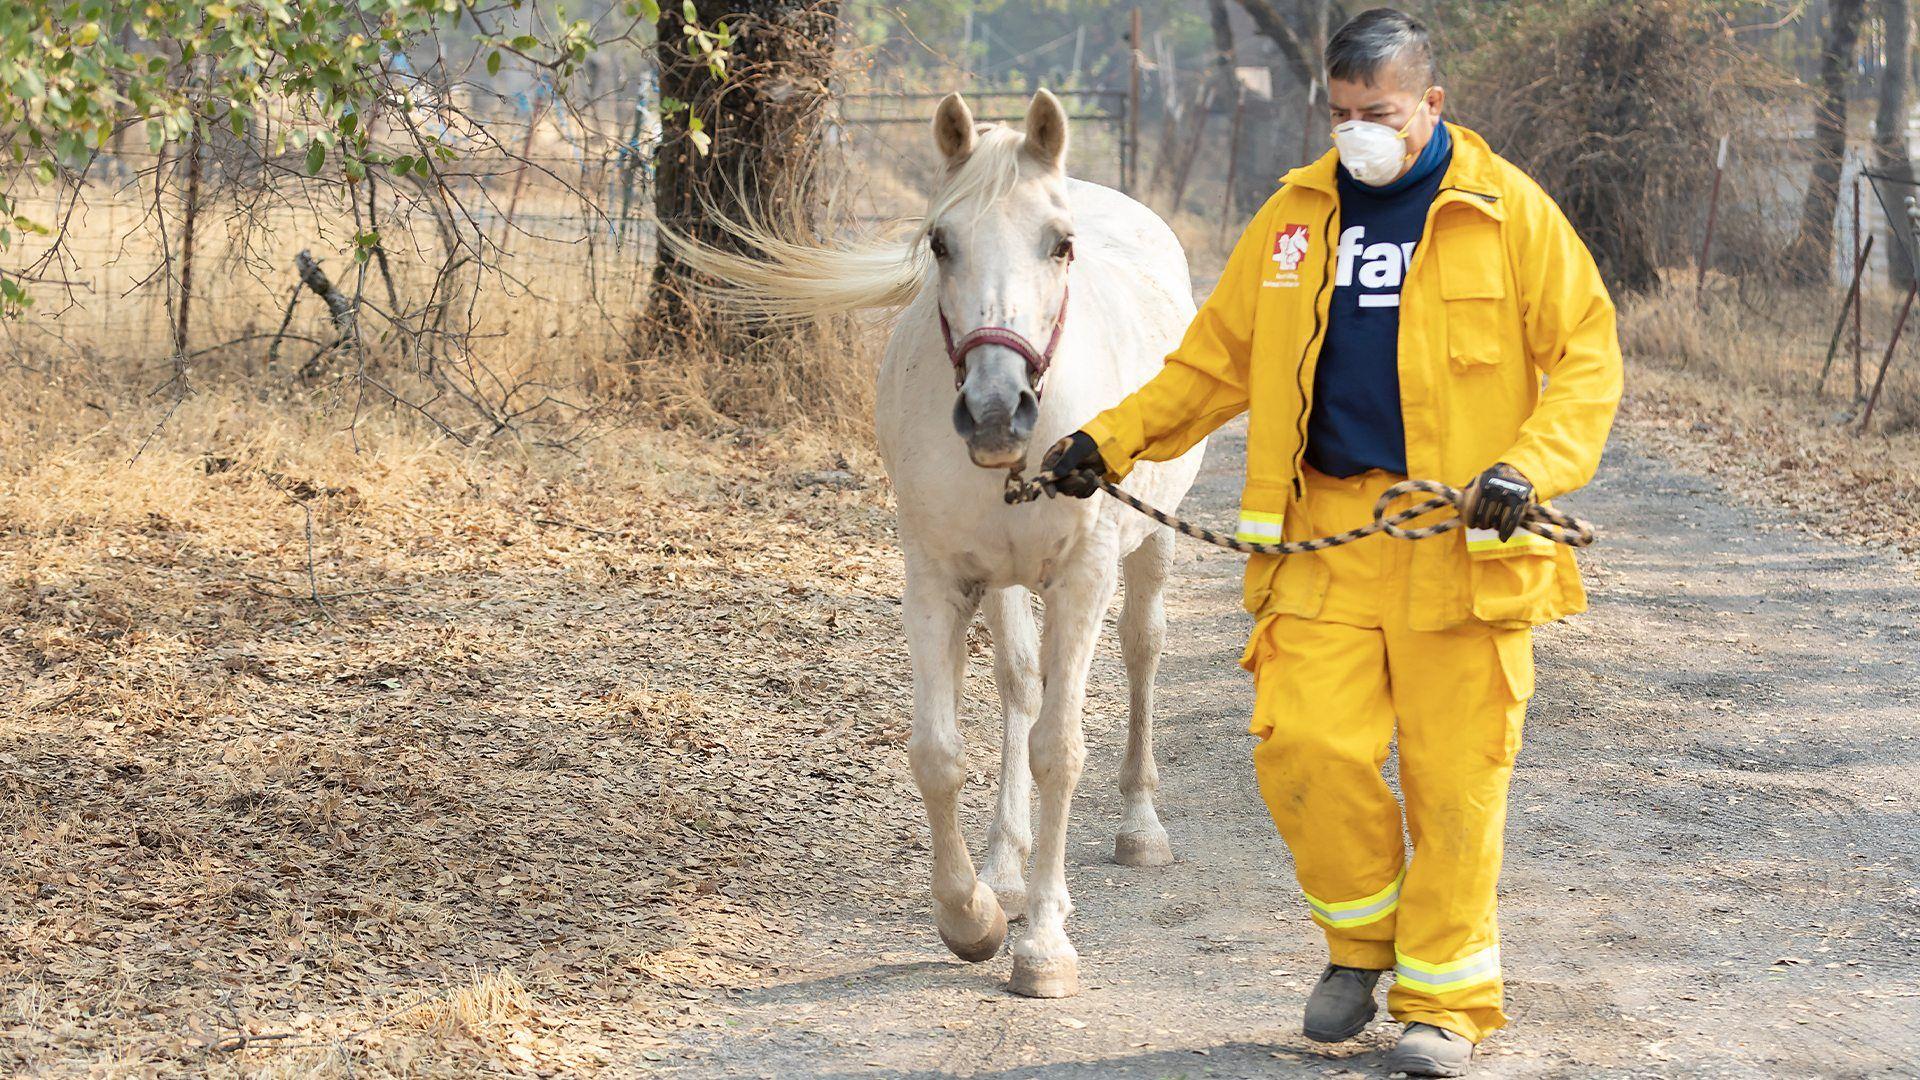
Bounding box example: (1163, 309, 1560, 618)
(1272, 224, 1311, 271)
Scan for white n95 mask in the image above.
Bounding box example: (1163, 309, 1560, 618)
(1331, 91, 1433, 186)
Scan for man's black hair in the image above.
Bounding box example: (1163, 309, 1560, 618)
(1325, 8, 1438, 89)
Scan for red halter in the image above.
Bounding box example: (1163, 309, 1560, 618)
(937, 262, 1073, 393)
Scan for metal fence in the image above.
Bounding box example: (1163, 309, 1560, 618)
(837, 88, 1133, 198)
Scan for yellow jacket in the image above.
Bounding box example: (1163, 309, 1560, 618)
(1082, 124, 1622, 632)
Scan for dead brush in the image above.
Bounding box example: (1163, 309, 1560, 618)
(1617, 281, 1920, 556)
(1622, 272, 1920, 431)
(1619, 277, 1714, 370)
(618, 281, 879, 436)
(385, 969, 536, 1043)
(1158, 205, 1240, 285)
(1441, 0, 1801, 292)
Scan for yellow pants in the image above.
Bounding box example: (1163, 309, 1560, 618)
(1246, 468, 1533, 1044)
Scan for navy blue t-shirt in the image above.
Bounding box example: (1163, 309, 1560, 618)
(1305, 121, 1453, 478)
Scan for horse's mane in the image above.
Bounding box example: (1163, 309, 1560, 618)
(657, 125, 1031, 321)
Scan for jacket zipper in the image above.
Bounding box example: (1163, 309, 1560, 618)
(1285, 185, 1499, 498)
(1282, 183, 1489, 499)
(1289, 200, 1340, 500)
(1437, 185, 1500, 207)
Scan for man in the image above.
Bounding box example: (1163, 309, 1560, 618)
(1042, 9, 1621, 1077)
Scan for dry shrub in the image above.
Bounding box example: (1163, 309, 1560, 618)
(617, 287, 879, 435)
(1618, 276, 1718, 371)
(1617, 276, 1920, 556)
(4, 76, 887, 449)
(385, 968, 534, 1042)
(1160, 206, 1240, 288)
(1621, 270, 1920, 431)
(1439, 0, 1798, 292)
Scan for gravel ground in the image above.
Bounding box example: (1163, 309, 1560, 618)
(661, 418, 1920, 1079)
(8, 378, 1914, 1078)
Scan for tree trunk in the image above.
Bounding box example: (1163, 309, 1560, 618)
(1876, 0, 1916, 286)
(648, 1, 838, 348)
(1792, 0, 1866, 284)
(1234, 0, 1317, 85)
(1208, 0, 1238, 82)
(1170, 0, 1240, 213)
(1205, 0, 1251, 216)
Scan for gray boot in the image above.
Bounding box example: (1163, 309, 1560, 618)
(1301, 964, 1382, 1042)
(1387, 1022, 1473, 1077)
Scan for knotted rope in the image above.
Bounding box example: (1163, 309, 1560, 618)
(1004, 468, 1596, 555)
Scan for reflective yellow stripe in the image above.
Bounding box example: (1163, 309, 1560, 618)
(1394, 944, 1501, 994)
(1235, 509, 1284, 546)
(1464, 527, 1555, 553)
(1301, 868, 1404, 928)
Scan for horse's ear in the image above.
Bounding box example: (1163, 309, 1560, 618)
(1024, 89, 1068, 172)
(933, 93, 976, 163)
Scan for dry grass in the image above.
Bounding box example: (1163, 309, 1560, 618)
(1617, 275, 1920, 557)
(13, 84, 1913, 1075)
(0, 82, 1274, 1077)
(1623, 272, 1920, 429)
(615, 304, 881, 436)
(6, 172, 642, 373)
(0, 365, 933, 1076)
(4, 143, 896, 439)
(1158, 207, 1237, 291)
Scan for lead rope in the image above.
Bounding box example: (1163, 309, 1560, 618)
(1003, 467, 1597, 554)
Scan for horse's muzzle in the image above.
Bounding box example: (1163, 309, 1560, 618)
(953, 386, 1038, 470)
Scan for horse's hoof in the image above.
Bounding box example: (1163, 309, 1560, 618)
(1008, 954, 1079, 998)
(1113, 829, 1174, 867)
(937, 898, 1008, 963)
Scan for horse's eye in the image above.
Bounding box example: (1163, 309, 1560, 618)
(929, 232, 949, 260)
(1052, 237, 1074, 261)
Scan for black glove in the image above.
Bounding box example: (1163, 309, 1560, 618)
(1463, 462, 1533, 541)
(1039, 431, 1106, 499)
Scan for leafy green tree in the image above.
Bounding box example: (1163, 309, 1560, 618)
(0, 0, 654, 313)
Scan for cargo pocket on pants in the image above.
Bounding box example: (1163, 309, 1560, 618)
(1489, 627, 1533, 763)
(1242, 612, 1284, 739)
(1492, 627, 1533, 701)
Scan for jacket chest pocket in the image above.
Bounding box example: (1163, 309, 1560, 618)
(1435, 219, 1511, 372)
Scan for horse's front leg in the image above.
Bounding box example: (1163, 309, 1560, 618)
(1009, 541, 1120, 998)
(979, 586, 1040, 921)
(1114, 527, 1174, 866)
(903, 558, 1006, 963)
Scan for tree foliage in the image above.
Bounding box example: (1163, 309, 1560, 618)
(0, 0, 657, 311)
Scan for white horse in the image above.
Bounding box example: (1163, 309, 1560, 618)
(668, 90, 1204, 998)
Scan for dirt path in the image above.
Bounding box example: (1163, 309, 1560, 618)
(662, 421, 1920, 1079)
